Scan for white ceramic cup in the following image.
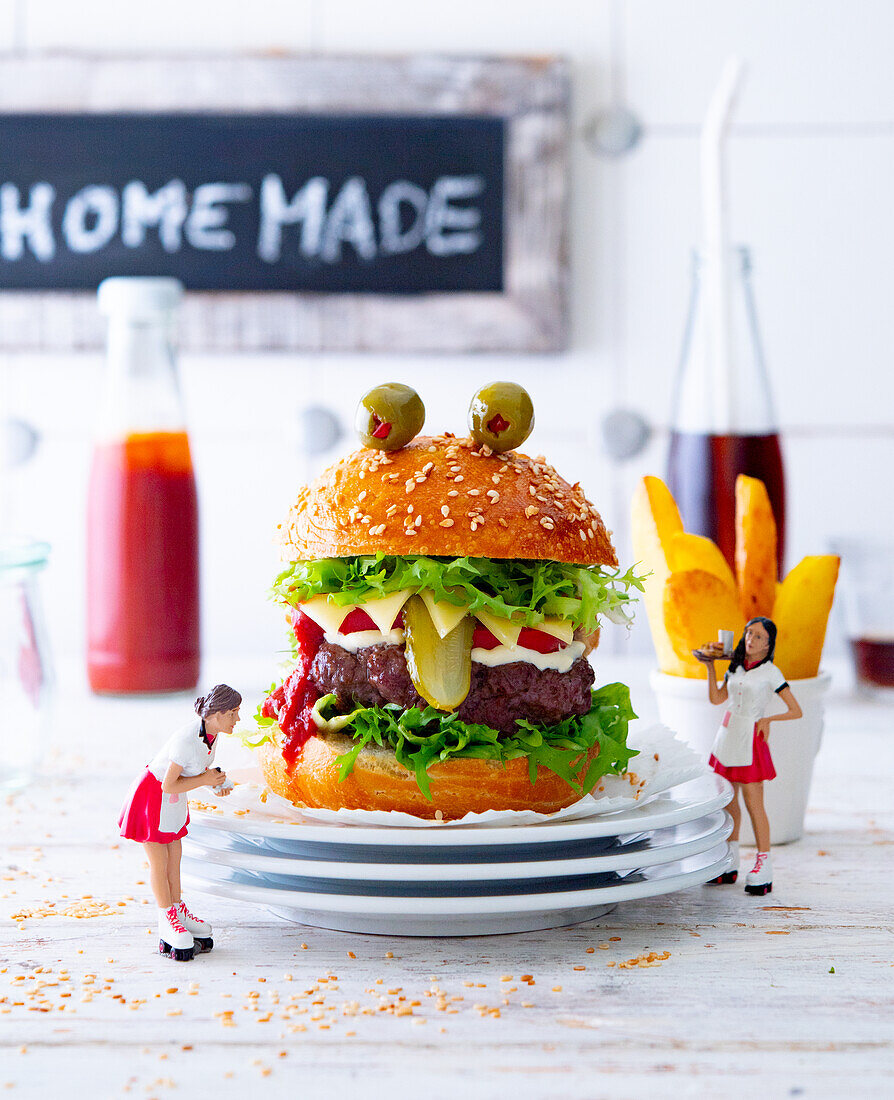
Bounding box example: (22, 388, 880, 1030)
(718, 629, 734, 657)
(649, 669, 831, 845)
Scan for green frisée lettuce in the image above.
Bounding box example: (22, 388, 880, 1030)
(309, 683, 639, 801)
(273, 554, 643, 634)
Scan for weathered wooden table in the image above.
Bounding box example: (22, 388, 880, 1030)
(2, 660, 892, 1097)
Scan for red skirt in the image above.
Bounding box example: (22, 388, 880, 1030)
(118, 768, 190, 843)
(709, 727, 776, 783)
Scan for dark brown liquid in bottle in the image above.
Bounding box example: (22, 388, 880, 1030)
(667, 431, 786, 573)
(850, 638, 894, 687)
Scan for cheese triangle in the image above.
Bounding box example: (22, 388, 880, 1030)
(299, 595, 354, 634)
(419, 589, 469, 639)
(359, 589, 414, 634)
(475, 608, 522, 648)
(536, 617, 575, 644)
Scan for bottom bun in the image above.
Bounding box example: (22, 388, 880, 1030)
(260, 730, 598, 821)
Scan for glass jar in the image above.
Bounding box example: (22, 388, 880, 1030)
(86, 278, 200, 694)
(667, 246, 786, 572)
(0, 538, 53, 789)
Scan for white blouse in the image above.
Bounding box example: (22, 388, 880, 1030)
(148, 719, 216, 781)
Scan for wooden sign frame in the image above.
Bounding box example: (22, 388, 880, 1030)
(0, 54, 569, 353)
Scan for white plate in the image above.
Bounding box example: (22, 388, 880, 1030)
(183, 810, 731, 881)
(183, 842, 732, 937)
(188, 773, 733, 848)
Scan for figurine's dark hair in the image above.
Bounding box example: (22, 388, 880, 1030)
(728, 617, 777, 674)
(195, 684, 242, 718)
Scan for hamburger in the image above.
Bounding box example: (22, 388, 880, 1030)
(251, 385, 641, 820)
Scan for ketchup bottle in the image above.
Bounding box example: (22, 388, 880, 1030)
(86, 278, 200, 693)
(667, 247, 786, 572)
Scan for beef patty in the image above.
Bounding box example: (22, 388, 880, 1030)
(309, 641, 595, 734)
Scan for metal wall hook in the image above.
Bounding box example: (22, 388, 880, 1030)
(582, 106, 643, 158)
(600, 409, 651, 461)
(1, 418, 40, 469)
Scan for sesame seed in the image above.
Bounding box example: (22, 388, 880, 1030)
(441, 506, 450, 517)
(492, 475, 501, 485)
(467, 489, 480, 497)
(407, 504, 414, 514)
(422, 462, 434, 474)
(529, 486, 537, 496)
(525, 505, 538, 518)
(450, 465, 461, 473)
(454, 475, 464, 483)
(358, 472, 365, 480)
(358, 491, 367, 502)
(540, 518, 555, 530)
(360, 515, 371, 525)
(439, 519, 455, 528)
(579, 529, 587, 541)
(487, 490, 500, 502)
(414, 515, 422, 528)
(405, 481, 416, 494)
(498, 518, 508, 527)
(386, 504, 397, 516)
(447, 490, 459, 498)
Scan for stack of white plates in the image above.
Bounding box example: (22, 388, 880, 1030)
(183, 773, 733, 935)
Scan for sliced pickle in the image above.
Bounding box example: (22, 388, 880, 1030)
(403, 595, 473, 712)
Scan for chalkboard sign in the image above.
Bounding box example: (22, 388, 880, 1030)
(0, 54, 568, 352)
(0, 113, 504, 293)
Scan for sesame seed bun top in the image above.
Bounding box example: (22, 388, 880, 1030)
(277, 434, 617, 566)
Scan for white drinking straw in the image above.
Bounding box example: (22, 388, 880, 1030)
(701, 55, 746, 432)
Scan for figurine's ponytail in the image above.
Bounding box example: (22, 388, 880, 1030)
(195, 684, 242, 718)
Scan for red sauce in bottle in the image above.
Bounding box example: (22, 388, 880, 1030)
(86, 431, 200, 693)
(667, 430, 786, 573)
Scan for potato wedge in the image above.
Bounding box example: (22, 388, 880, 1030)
(773, 555, 840, 680)
(663, 569, 745, 678)
(631, 477, 690, 676)
(735, 475, 777, 620)
(667, 530, 737, 592)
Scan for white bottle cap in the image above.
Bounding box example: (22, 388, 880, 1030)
(97, 277, 183, 321)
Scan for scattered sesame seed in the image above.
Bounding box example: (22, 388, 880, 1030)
(487, 490, 500, 502)
(579, 529, 587, 541)
(414, 515, 422, 528)
(441, 506, 450, 517)
(358, 490, 367, 502)
(447, 490, 459, 498)
(467, 489, 480, 496)
(454, 475, 464, 483)
(439, 519, 454, 528)
(405, 480, 416, 493)
(525, 505, 538, 518)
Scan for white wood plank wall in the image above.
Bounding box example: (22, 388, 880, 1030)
(2, 0, 892, 669)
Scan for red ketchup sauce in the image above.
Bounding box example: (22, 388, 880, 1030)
(86, 431, 199, 693)
(262, 610, 324, 770)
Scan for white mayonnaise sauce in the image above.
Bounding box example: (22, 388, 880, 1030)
(471, 640, 586, 673)
(324, 629, 405, 652)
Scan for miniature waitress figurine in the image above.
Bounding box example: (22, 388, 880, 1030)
(118, 684, 241, 959)
(696, 619, 801, 895)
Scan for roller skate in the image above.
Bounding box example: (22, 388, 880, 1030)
(745, 851, 773, 896)
(176, 900, 214, 953)
(708, 841, 739, 885)
(158, 905, 194, 961)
